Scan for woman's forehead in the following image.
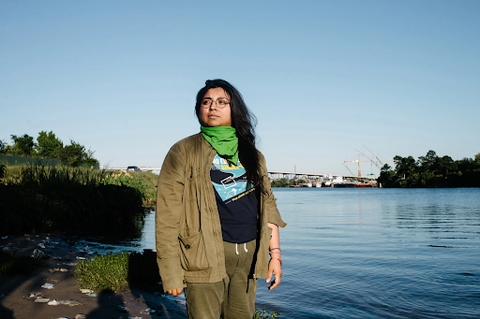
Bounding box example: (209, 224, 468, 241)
(204, 87, 229, 98)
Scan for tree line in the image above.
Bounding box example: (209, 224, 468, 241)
(377, 150, 480, 187)
(271, 178, 307, 187)
(0, 131, 98, 167)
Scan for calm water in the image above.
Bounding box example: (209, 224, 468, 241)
(84, 188, 480, 318)
(254, 188, 480, 319)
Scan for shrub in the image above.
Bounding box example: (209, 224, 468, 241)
(74, 252, 130, 293)
(254, 308, 281, 319)
(74, 251, 161, 293)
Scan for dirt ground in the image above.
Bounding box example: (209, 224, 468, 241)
(0, 234, 187, 319)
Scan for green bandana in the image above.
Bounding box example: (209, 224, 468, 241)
(201, 126, 239, 164)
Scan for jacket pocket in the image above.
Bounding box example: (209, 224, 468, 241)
(178, 230, 209, 271)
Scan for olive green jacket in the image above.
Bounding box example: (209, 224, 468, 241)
(155, 133, 286, 292)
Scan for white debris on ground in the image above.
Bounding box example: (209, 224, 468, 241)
(1, 233, 188, 318)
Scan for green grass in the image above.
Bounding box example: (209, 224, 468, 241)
(73, 251, 280, 317)
(131, 170, 158, 206)
(2, 164, 157, 207)
(74, 252, 130, 293)
(0, 164, 146, 236)
(102, 170, 158, 207)
(1, 163, 110, 186)
(73, 251, 161, 292)
(254, 308, 281, 319)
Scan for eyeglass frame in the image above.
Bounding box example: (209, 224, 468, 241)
(200, 98, 230, 109)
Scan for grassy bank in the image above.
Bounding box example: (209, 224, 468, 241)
(1, 164, 158, 206)
(0, 164, 151, 237)
(74, 251, 160, 293)
(102, 170, 157, 207)
(74, 251, 280, 318)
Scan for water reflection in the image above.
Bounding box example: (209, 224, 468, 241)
(255, 188, 480, 319)
(79, 188, 480, 318)
(74, 209, 156, 255)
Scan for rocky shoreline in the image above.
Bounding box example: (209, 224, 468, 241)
(0, 233, 187, 319)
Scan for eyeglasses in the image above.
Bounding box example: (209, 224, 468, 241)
(201, 98, 230, 109)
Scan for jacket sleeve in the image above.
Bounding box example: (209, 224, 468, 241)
(259, 153, 287, 228)
(156, 143, 187, 292)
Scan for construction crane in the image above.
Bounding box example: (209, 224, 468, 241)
(364, 145, 385, 166)
(345, 148, 393, 177)
(356, 149, 381, 170)
(344, 153, 371, 177)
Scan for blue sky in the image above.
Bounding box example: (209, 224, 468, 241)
(1, 0, 479, 176)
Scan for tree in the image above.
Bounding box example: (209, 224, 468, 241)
(271, 178, 288, 187)
(10, 134, 35, 156)
(0, 140, 5, 154)
(377, 151, 480, 188)
(457, 157, 473, 172)
(57, 140, 98, 167)
(437, 155, 455, 177)
(394, 155, 417, 180)
(380, 163, 392, 173)
(83, 148, 99, 168)
(377, 164, 398, 187)
(36, 131, 63, 159)
(418, 150, 438, 172)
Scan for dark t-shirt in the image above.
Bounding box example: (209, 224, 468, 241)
(210, 155, 258, 243)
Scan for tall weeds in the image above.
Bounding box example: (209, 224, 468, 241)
(4, 164, 110, 187)
(102, 171, 157, 206)
(0, 164, 146, 237)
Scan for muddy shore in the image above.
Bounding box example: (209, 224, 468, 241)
(0, 234, 187, 319)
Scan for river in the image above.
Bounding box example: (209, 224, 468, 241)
(82, 187, 480, 318)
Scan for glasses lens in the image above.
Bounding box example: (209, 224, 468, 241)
(217, 99, 228, 107)
(201, 99, 212, 107)
(201, 99, 229, 108)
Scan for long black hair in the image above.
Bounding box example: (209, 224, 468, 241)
(195, 79, 262, 191)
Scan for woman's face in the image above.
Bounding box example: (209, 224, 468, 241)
(199, 88, 232, 127)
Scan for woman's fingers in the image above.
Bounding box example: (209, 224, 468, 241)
(267, 259, 282, 290)
(167, 287, 183, 297)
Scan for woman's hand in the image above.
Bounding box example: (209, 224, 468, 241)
(266, 257, 282, 290)
(167, 287, 183, 297)
(267, 222, 282, 290)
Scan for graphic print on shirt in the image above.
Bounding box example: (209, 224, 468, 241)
(211, 154, 258, 243)
(210, 155, 254, 203)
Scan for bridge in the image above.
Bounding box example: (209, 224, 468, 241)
(268, 170, 376, 181)
(102, 167, 376, 181)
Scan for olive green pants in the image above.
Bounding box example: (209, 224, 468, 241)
(185, 240, 257, 319)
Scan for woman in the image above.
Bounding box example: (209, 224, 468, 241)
(156, 79, 286, 319)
